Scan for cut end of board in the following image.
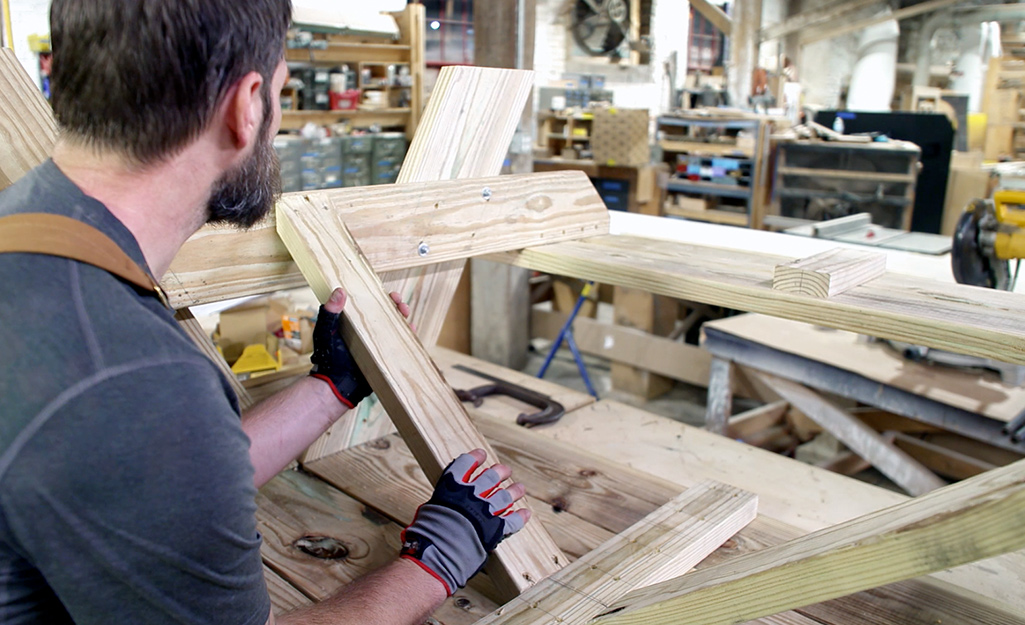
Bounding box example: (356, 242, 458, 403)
(773, 248, 886, 299)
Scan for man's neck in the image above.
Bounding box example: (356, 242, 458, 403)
(52, 141, 218, 279)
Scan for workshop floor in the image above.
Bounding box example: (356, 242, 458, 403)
(523, 339, 905, 494)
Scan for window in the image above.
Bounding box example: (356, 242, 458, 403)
(416, 0, 474, 66)
(688, 6, 724, 73)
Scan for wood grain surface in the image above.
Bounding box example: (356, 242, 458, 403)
(492, 234, 1025, 364)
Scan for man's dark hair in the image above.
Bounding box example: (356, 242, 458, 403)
(50, 0, 292, 165)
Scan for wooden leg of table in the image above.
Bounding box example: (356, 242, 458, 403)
(705, 357, 734, 435)
(611, 286, 677, 399)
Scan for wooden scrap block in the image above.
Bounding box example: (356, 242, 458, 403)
(772, 248, 886, 298)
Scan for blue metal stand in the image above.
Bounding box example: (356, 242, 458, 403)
(537, 281, 599, 398)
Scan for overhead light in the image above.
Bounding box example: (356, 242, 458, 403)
(430, 20, 441, 30)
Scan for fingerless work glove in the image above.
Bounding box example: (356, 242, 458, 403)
(309, 303, 372, 409)
(400, 453, 526, 595)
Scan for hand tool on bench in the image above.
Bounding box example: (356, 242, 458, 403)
(451, 364, 566, 427)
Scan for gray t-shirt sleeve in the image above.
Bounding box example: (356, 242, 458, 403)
(0, 358, 270, 625)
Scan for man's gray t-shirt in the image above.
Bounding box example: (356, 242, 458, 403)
(0, 161, 271, 624)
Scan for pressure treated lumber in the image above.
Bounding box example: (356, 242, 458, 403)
(276, 203, 564, 597)
(592, 457, 1025, 625)
(533, 399, 1025, 606)
(306, 432, 615, 564)
(772, 248, 886, 299)
(300, 64, 537, 463)
(305, 403, 1025, 624)
(750, 371, 944, 496)
(163, 171, 608, 309)
(475, 482, 757, 625)
(256, 469, 498, 624)
(380, 64, 535, 347)
(264, 564, 312, 614)
(491, 235, 1025, 365)
(0, 48, 57, 192)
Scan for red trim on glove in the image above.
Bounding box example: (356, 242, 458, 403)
(310, 373, 355, 409)
(400, 554, 453, 596)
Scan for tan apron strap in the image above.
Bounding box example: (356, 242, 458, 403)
(0, 213, 168, 305)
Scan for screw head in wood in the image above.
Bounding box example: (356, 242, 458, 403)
(482, 187, 492, 201)
(418, 242, 430, 256)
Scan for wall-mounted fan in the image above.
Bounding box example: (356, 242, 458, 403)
(571, 0, 631, 57)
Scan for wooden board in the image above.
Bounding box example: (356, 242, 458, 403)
(264, 564, 312, 614)
(704, 313, 1025, 423)
(307, 431, 616, 565)
(749, 372, 945, 496)
(0, 48, 58, 192)
(772, 248, 886, 299)
(276, 205, 564, 597)
(526, 399, 1025, 608)
(476, 482, 757, 625)
(301, 64, 537, 463)
(164, 170, 609, 309)
(380, 64, 535, 346)
(256, 469, 498, 623)
(304, 403, 1025, 623)
(593, 457, 1025, 625)
(490, 234, 1025, 365)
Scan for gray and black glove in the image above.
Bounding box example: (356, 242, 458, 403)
(400, 452, 527, 595)
(309, 303, 371, 409)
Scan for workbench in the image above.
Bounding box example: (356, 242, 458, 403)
(258, 348, 1025, 622)
(702, 313, 1025, 457)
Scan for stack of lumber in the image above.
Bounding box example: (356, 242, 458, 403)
(258, 349, 1025, 623)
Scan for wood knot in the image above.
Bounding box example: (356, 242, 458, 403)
(578, 469, 598, 478)
(293, 536, 350, 560)
(368, 438, 391, 450)
(526, 195, 553, 212)
(722, 538, 739, 549)
(551, 496, 569, 513)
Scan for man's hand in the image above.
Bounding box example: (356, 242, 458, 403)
(309, 288, 410, 409)
(399, 449, 531, 595)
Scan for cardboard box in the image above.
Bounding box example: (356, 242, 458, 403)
(590, 108, 650, 167)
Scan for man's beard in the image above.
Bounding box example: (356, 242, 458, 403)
(206, 94, 281, 229)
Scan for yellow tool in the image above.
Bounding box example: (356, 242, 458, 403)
(230, 344, 282, 377)
(952, 189, 1025, 290)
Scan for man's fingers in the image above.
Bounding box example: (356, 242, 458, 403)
(389, 291, 411, 319)
(502, 508, 529, 536)
(503, 482, 526, 503)
(324, 288, 347, 314)
(467, 448, 487, 466)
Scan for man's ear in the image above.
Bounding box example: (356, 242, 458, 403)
(224, 71, 265, 150)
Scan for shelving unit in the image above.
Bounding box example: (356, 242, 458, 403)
(655, 114, 772, 229)
(281, 5, 424, 138)
(769, 139, 920, 231)
(536, 111, 594, 160)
